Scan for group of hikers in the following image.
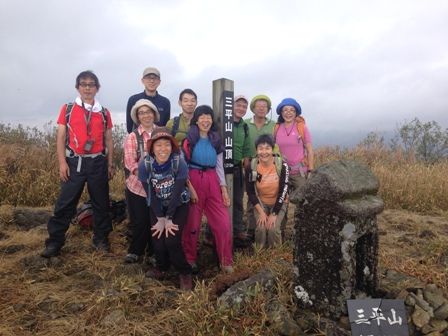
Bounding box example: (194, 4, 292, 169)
(40, 68, 314, 291)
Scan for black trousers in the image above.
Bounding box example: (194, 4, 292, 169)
(126, 188, 153, 256)
(232, 166, 245, 234)
(46, 155, 112, 248)
(150, 202, 191, 275)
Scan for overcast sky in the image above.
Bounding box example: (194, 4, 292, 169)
(1, 0, 447, 147)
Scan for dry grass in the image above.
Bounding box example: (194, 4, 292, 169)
(377, 209, 448, 289)
(0, 218, 298, 335)
(315, 145, 448, 214)
(176, 244, 295, 335)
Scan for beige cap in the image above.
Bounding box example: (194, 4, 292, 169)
(234, 94, 248, 104)
(143, 67, 160, 78)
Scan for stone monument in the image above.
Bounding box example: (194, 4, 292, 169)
(290, 159, 384, 318)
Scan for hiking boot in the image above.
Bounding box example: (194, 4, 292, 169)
(189, 262, 199, 275)
(246, 230, 255, 242)
(40, 245, 61, 258)
(235, 233, 251, 241)
(145, 255, 156, 266)
(221, 265, 234, 274)
(124, 253, 139, 264)
(145, 269, 166, 280)
(92, 240, 110, 252)
(179, 274, 193, 291)
(204, 236, 215, 247)
(234, 233, 251, 247)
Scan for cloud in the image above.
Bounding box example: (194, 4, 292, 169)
(1, 0, 447, 148)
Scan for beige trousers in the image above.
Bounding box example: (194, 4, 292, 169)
(254, 202, 288, 247)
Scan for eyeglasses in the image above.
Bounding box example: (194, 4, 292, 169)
(144, 75, 160, 82)
(138, 110, 154, 116)
(79, 82, 97, 88)
(282, 109, 296, 114)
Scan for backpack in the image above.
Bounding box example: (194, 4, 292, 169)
(273, 115, 308, 169)
(249, 153, 283, 182)
(73, 199, 127, 229)
(143, 153, 181, 206)
(242, 122, 249, 139)
(109, 199, 127, 224)
(75, 200, 94, 228)
(65, 102, 108, 156)
(171, 114, 191, 139)
(124, 129, 144, 178)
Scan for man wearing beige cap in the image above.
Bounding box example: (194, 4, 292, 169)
(126, 67, 171, 133)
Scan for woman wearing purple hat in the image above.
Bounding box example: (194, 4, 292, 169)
(274, 98, 314, 190)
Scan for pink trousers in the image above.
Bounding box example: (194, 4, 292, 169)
(182, 169, 233, 267)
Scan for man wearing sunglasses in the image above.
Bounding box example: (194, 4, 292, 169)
(41, 70, 115, 258)
(126, 67, 171, 133)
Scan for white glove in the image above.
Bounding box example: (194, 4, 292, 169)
(151, 217, 165, 238)
(164, 218, 179, 236)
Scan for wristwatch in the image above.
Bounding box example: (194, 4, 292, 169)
(272, 212, 278, 216)
(108, 163, 116, 169)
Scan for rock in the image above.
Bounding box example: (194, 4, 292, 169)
(381, 270, 425, 291)
(425, 284, 439, 293)
(20, 254, 63, 270)
(218, 269, 277, 311)
(405, 294, 416, 307)
(422, 324, 436, 334)
(440, 256, 448, 267)
(339, 316, 350, 330)
(12, 207, 52, 230)
(297, 311, 350, 336)
(412, 305, 431, 328)
(409, 292, 432, 315)
(19, 315, 38, 329)
(66, 302, 84, 314)
(433, 301, 448, 320)
(418, 229, 436, 238)
(13, 301, 27, 312)
(397, 235, 413, 244)
(430, 319, 448, 332)
(424, 289, 446, 310)
(100, 309, 125, 326)
(0, 244, 25, 254)
(396, 288, 409, 300)
(38, 297, 59, 313)
(265, 299, 303, 335)
(296, 317, 310, 331)
(407, 319, 417, 335)
(0, 231, 10, 240)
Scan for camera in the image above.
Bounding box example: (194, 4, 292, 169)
(84, 139, 94, 152)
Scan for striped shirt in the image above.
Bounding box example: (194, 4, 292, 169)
(124, 125, 152, 197)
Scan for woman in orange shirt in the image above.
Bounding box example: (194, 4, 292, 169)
(245, 134, 289, 247)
